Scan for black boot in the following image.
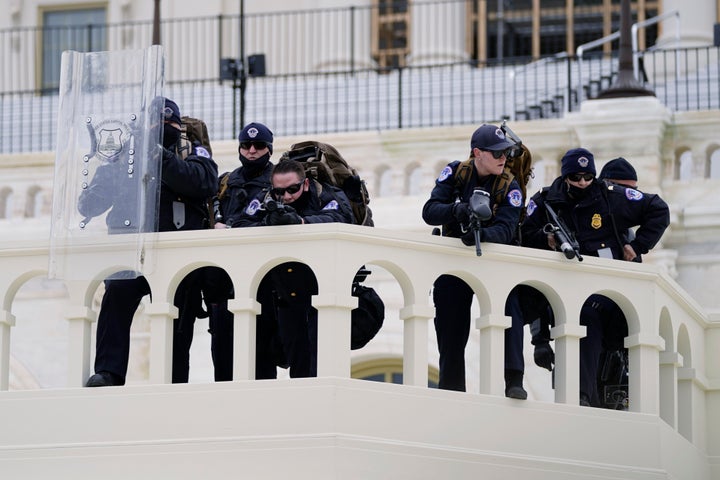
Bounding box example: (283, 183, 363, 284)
(504, 369, 528, 400)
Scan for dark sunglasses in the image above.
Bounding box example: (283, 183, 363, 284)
(567, 172, 595, 182)
(240, 141, 269, 150)
(483, 149, 509, 159)
(271, 181, 304, 197)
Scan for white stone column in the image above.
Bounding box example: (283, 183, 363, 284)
(314, 293, 357, 377)
(407, 0, 468, 66)
(551, 322, 585, 405)
(659, 350, 681, 427)
(64, 306, 95, 388)
(227, 297, 261, 380)
(146, 301, 177, 385)
(399, 303, 434, 387)
(0, 310, 15, 391)
(476, 313, 510, 396)
(625, 332, 664, 414)
(656, 0, 716, 48)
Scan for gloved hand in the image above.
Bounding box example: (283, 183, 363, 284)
(460, 230, 476, 246)
(264, 205, 303, 226)
(453, 202, 471, 224)
(534, 342, 554, 371)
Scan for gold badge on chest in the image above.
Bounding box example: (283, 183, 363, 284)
(591, 213, 602, 229)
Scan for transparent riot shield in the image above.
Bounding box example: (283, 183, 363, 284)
(49, 46, 164, 281)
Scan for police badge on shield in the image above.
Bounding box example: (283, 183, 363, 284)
(86, 117, 134, 163)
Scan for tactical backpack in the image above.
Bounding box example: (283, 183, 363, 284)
(279, 141, 374, 226)
(173, 115, 215, 227)
(177, 116, 213, 160)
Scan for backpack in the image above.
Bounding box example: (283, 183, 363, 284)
(173, 116, 216, 227)
(279, 141, 374, 226)
(177, 116, 213, 160)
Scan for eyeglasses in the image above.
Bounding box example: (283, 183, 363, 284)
(567, 173, 595, 182)
(483, 149, 509, 159)
(240, 141, 269, 150)
(271, 181, 304, 197)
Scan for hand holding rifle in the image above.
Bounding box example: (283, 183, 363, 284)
(542, 203, 583, 261)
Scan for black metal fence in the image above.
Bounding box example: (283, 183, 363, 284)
(2, 46, 720, 154)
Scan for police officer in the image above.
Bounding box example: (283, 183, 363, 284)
(422, 124, 525, 395)
(172, 122, 281, 382)
(261, 159, 355, 378)
(84, 98, 218, 387)
(521, 148, 670, 406)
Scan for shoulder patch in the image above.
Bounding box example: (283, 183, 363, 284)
(625, 188, 644, 201)
(245, 198, 262, 216)
(322, 199, 339, 210)
(194, 146, 210, 158)
(526, 199, 537, 217)
(437, 165, 453, 183)
(507, 189, 523, 207)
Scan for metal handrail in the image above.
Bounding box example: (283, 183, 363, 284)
(632, 10, 681, 84)
(575, 11, 680, 104)
(508, 52, 569, 121)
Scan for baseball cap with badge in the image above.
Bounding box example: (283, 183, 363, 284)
(561, 147, 596, 177)
(470, 124, 515, 151)
(239, 122, 274, 154)
(163, 98, 182, 125)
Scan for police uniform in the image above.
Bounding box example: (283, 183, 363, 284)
(521, 148, 669, 405)
(422, 149, 524, 392)
(85, 99, 218, 386)
(173, 122, 281, 382)
(264, 179, 355, 378)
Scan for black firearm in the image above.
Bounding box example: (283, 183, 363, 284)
(468, 188, 492, 256)
(542, 203, 583, 261)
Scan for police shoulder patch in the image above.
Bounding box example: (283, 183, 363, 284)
(625, 188, 644, 201)
(194, 146, 210, 159)
(322, 199, 339, 210)
(437, 166, 453, 183)
(526, 199, 537, 216)
(246, 198, 262, 216)
(507, 188, 523, 207)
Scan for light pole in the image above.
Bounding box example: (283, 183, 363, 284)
(152, 0, 161, 45)
(597, 0, 654, 98)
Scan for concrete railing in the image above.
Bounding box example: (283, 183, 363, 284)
(0, 224, 715, 444)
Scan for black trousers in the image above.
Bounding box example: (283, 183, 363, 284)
(172, 267, 280, 383)
(93, 275, 151, 383)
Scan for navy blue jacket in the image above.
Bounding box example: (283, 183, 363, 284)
(521, 177, 670, 259)
(422, 160, 523, 245)
(282, 179, 355, 224)
(219, 162, 273, 228)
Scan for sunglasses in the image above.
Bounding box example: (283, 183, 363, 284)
(567, 173, 595, 182)
(271, 180, 304, 197)
(483, 149, 509, 159)
(240, 141, 269, 150)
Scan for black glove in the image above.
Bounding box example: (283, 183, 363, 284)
(453, 202, 471, 224)
(460, 230, 476, 246)
(534, 342, 554, 371)
(264, 205, 303, 226)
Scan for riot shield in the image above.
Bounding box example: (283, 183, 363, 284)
(49, 46, 164, 281)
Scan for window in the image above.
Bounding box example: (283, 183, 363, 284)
(372, 1, 410, 70)
(41, 7, 107, 93)
(353, 357, 439, 388)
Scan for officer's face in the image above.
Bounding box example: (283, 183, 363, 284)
(472, 147, 507, 177)
(272, 171, 308, 204)
(239, 141, 270, 160)
(565, 172, 594, 189)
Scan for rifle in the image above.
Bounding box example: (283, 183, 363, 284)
(542, 203, 583, 261)
(468, 188, 492, 256)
